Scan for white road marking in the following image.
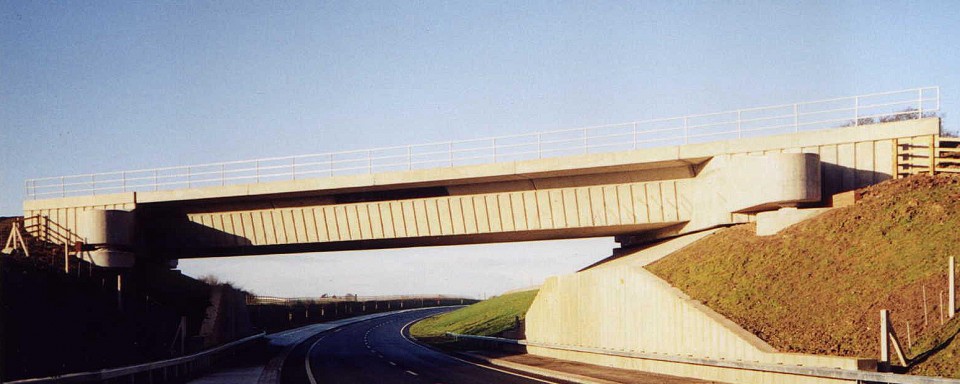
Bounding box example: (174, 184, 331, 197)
(406, 370, 419, 376)
(304, 335, 328, 384)
(398, 317, 559, 384)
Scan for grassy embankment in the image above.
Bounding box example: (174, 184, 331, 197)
(647, 175, 960, 377)
(410, 289, 538, 348)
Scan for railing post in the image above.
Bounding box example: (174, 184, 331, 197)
(736, 110, 742, 138)
(854, 96, 860, 125)
(794, 104, 799, 132)
(918, 88, 923, 118)
(582, 129, 588, 154)
(537, 133, 542, 159)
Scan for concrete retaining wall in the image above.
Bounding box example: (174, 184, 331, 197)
(525, 234, 874, 384)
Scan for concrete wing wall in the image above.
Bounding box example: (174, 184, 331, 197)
(525, 234, 873, 384)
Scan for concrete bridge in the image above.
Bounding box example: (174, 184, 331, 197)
(21, 88, 943, 267)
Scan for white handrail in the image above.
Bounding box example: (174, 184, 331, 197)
(25, 87, 940, 199)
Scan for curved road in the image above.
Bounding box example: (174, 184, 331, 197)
(283, 307, 558, 384)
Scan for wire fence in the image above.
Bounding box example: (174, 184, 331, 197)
(25, 87, 940, 199)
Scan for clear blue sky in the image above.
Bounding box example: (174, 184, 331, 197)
(2, 1, 958, 297)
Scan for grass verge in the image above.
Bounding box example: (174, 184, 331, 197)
(410, 289, 538, 348)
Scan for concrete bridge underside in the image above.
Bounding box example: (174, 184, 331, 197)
(24, 118, 941, 264)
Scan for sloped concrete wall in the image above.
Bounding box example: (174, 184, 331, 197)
(525, 234, 873, 384)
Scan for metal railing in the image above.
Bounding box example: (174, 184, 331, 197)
(7, 332, 265, 384)
(25, 87, 940, 199)
(21, 215, 85, 246)
(447, 333, 960, 384)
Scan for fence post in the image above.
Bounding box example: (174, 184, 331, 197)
(880, 309, 890, 371)
(950, 256, 956, 318)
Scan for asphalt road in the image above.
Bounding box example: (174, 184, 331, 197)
(283, 307, 556, 384)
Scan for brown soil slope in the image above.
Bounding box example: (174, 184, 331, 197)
(647, 175, 960, 367)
